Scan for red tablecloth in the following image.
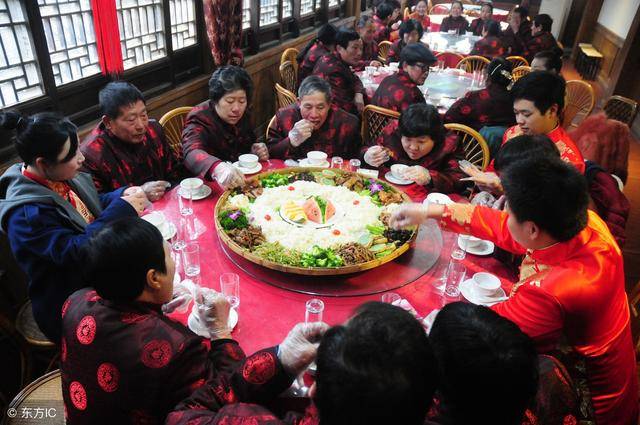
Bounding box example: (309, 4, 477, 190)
(155, 160, 516, 354)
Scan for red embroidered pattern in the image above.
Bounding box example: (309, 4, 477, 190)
(563, 415, 577, 425)
(69, 381, 87, 410)
(61, 298, 71, 318)
(241, 351, 276, 384)
(61, 338, 67, 362)
(141, 339, 172, 368)
(76, 315, 97, 345)
(121, 312, 148, 324)
(97, 363, 120, 392)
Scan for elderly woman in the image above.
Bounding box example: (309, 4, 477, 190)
(267, 76, 361, 159)
(361, 103, 467, 194)
(0, 112, 146, 342)
(408, 1, 431, 34)
(182, 66, 266, 189)
(440, 1, 468, 34)
(387, 19, 424, 63)
(355, 15, 383, 69)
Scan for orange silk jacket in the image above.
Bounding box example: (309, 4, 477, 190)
(440, 204, 638, 425)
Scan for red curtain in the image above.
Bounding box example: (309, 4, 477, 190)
(90, 0, 124, 76)
(203, 0, 244, 66)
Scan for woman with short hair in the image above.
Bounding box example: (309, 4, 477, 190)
(440, 1, 468, 35)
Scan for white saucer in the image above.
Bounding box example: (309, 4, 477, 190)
(384, 171, 413, 185)
(178, 185, 212, 200)
(457, 235, 494, 256)
(298, 158, 330, 168)
(459, 279, 506, 307)
(161, 222, 177, 240)
(233, 161, 263, 175)
(188, 307, 238, 338)
(424, 192, 453, 205)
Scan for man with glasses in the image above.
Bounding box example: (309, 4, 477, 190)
(371, 43, 437, 113)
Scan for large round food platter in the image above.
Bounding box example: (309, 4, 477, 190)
(214, 167, 419, 276)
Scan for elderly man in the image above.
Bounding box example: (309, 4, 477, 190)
(391, 156, 638, 425)
(81, 82, 182, 201)
(524, 14, 558, 62)
(313, 28, 367, 116)
(371, 43, 436, 113)
(267, 76, 361, 159)
(501, 6, 532, 55)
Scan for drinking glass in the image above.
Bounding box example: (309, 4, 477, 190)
(178, 189, 193, 216)
(444, 247, 466, 297)
(381, 292, 401, 304)
(220, 273, 240, 308)
(348, 158, 361, 172)
(305, 299, 324, 323)
(182, 242, 201, 278)
(331, 156, 344, 169)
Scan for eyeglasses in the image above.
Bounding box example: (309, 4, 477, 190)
(410, 62, 431, 72)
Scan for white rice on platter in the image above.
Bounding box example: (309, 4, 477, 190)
(228, 180, 399, 253)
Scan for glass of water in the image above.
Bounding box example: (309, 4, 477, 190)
(220, 273, 240, 309)
(305, 299, 324, 323)
(178, 188, 193, 216)
(182, 242, 201, 278)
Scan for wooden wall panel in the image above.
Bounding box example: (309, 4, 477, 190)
(591, 22, 624, 96)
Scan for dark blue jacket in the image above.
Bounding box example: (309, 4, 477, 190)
(0, 164, 137, 342)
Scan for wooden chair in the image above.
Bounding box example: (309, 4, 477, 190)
(378, 41, 393, 63)
(275, 83, 297, 110)
(159, 106, 192, 158)
(279, 60, 297, 92)
(6, 370, 64, 425)
(361, 105, 400, 145)
(456, 55, 490, 73)
(444, 123, 490, 170)
(429, 4, 449, 14)
(562, 80, 595, 129)
(511, 65, 531, 81)
(603, 95, 639, 127)
(265, 115, 277, 141)
(506, 55, 529, 69)
(435, 51, 464, 68)
(280, 47, 299, 68)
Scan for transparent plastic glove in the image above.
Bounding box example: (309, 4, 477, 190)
(364, 146, 389, 167)
(251, 142, 269, 161)
(141, 180, 171, 202)
(288, 119, 313, 147)
(195, 287, 232, 340)
(354, 93, 365, 113)
(404, 166, 431, 185)
(121, 188, 148, 214)
(278, 322, 329, 376)
(470, 191, 496, 207)
(213, 162, 245, 190)
(389, 203, 428, 229)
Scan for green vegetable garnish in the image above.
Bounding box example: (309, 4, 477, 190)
(218, 210, 249, 231)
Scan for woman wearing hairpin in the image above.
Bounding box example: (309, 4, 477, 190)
(0, 112, 147, 343)
(444, 58, 516, 145)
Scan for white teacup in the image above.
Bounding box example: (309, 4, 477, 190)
(390, 163, 409, 180)
(143, 211, 168, 234)
(459, 234, 483, 249)
(238, 153, 259, 169)
(426, 192, 453, 205)
(180, 177, 203, 195)
(307, 151, 328, 165)
(472, 272, 501, 298)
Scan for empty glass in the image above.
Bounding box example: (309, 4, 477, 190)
(220, 273, 240, 309)
(444, 247, 466, 297)
(330, 156, 344, 169)
(178, 189, 193, 216)
(348, 158, 361, 172)
(305, 298, 324, 323)
(182, 242, 201, 278)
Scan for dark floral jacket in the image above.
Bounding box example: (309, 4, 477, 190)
(500, 20, 532, 56)
(371, 69, 426, 113)
(387, 39, 405, 64)
(440, 16, 468, 34)
(469, 17, 487, 36)
(373, 15, 390, 43)
(524, 31, 558, 62)
(312, 52, 366, 116)
(470, 35, 506, 58)
(298, 42, 331, 86)
(444, 84, 516, 130)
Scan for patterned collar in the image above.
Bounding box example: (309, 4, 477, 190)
(528, 214, 593, 266)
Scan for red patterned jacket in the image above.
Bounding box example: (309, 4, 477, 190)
(312, 52, 366, 116)
(500, 20, 532, 55)
(298, 42, 331, 86)
(371, 69, 426, 113)
(363, 121, 467, 194)
(386, 39, 405, 64)
(267, 104, 361, 159)
(444, 84, 516, 131)
(469, 17, 488, 36)
(181, 101, 257, 179)
(80, 121, 184, 193)
(523, 31, 558, 62)
(470, 35, 506, 58)
(61, 288, 292, 425)
(167, 401, 320, 425)
(440, 16, 469, 34)
(372, 15, 390, 43)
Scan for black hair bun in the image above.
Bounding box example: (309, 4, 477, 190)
(0, 111, 24, 132)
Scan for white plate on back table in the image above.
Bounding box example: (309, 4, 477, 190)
(178, 185, 212, 200)
(384, 171, 413, 185)
(232, 161, 263, 175)
(457, 235, 494, 256)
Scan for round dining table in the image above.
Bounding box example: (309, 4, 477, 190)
(156, 160, 516, 354)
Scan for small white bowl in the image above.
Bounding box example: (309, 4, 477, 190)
(307, 151, 328, 165)
(238, 153, 259, 169)
(390, 163, 409, 180)
(180, 177, 203, 193)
